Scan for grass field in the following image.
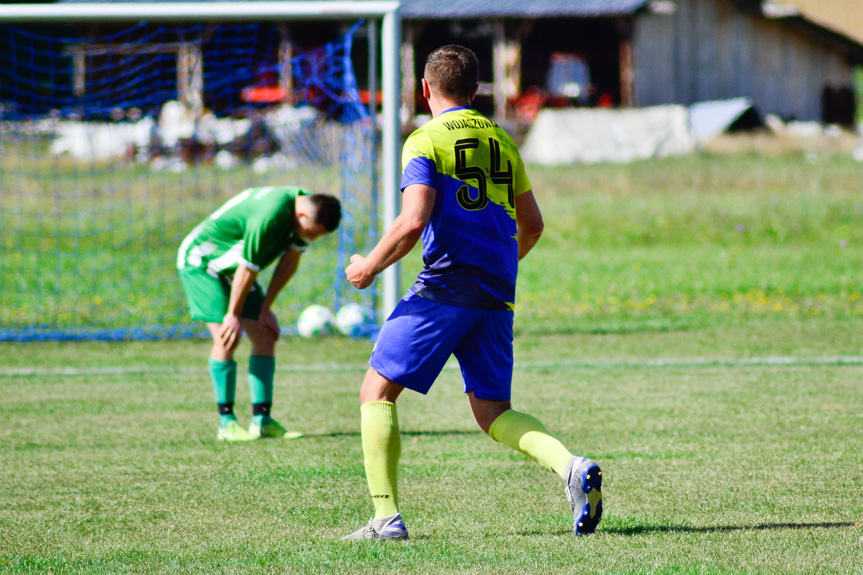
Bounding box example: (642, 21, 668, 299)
(1, 151, 862, 574)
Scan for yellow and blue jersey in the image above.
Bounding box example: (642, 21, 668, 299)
(400, 107, 532, 310)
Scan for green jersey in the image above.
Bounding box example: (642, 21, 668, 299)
(176, 186, 308, 278)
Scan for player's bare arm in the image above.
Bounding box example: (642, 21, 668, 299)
(220, 264, 258, 350)
(257, 249, 302, 338)
(515, 190, 544, 261)
(345, 184, 436, 289)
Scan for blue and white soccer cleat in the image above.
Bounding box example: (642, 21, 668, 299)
(342, 513, 409, 541)
(563, 456, 603, 535)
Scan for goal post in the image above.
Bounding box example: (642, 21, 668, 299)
(0, 1, 403, 340)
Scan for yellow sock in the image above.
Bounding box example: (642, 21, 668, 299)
(361, 401, 401, 518)
(488, 409, 573, 480)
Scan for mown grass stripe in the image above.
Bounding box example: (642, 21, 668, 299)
(4, 355, 862, 378)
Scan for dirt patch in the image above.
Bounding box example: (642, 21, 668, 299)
(702, 128, 860, 155)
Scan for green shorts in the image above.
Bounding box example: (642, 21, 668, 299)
(179, 267, 265, 323)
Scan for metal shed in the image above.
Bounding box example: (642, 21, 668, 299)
(633, 0, 863, 123)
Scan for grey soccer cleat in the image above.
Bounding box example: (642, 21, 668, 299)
(563, 456, 603, 535)
(342, 513, 409, 541)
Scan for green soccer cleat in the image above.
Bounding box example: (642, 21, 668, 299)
(342, 513, 409, 541)
(248, 419, 303, 440)
(216, 420, 258, 442)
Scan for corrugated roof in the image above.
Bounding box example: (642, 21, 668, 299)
(57, 0, 653, 18)
(770, 0, 863, 46)
(400, 0, 651, 18)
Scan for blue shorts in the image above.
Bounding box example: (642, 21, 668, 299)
(369, 291, 514, 401)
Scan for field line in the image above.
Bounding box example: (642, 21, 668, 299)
(518, 356, 863, 369)
(3, 355, 863, 378)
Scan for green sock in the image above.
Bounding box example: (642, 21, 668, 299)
(249, 355, 275, 426)
(209, 358, 237, 429)
(361, 401, 401, 518)
(488, 409, 573, 480)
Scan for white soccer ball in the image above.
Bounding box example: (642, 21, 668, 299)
(335, 303, 375, 337)
(296, 304, 335, 338)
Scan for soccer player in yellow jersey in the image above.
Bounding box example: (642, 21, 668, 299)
(342, 45, 602, 540)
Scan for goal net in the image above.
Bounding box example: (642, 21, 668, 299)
(0, 19, 378, 341)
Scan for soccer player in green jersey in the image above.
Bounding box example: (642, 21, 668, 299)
(341, 45, 602, 540)
(177, 187, 341, 442)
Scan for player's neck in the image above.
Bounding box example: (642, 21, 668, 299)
(429, 97, 471, 118)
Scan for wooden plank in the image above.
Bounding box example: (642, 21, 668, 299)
(493, 19, 507, 119)
(619, 30, 633, 108)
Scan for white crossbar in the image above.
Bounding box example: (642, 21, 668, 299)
(0, 2, 400, 22)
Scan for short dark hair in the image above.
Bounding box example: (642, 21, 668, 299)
(424, 45, 479, 101)
(308, 193, 342, 232)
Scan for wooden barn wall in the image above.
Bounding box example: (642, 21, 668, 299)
(631, 0, 853, 121)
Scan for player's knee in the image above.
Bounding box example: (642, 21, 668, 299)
(475, 414, 496, 435)
(245, 324, 277, 352)
(225, 339, 239, 354)
(469, 396, 511, 434)
(213, 336, 240, 359)
(254, 329, 278, 347)
(360, 369, 401, 404)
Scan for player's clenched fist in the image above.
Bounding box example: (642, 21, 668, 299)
(345, 254, 375, 289)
